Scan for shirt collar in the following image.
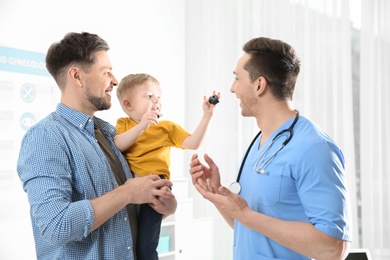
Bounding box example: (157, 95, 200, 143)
(94, 116, 116, 138)
(55, 103, 115, 137)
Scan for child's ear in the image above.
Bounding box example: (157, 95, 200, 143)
(122, 99, 133, 110)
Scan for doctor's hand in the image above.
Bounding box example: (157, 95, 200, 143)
(189, 153, 221, 193)
(196, 179, 250, 221)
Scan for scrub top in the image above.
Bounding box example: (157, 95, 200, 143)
(233, 116, 351, 260)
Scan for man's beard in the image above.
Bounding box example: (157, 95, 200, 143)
(86, 88, 111, 111)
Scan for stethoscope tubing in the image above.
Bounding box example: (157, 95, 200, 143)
(235, 130, 261, 182)
(230, 110, 299, 193)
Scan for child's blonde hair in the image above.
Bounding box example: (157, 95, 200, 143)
(116, 73, 159, 101)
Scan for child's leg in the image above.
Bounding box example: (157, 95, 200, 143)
(136, 203, 163, 260)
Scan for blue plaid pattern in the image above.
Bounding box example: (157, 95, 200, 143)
(17, 103, 135, 260)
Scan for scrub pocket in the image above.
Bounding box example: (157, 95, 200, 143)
(253, 166, 283, 206)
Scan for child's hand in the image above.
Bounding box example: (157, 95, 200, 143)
(208, 93, 220, 105)
(203, 91, 221, 114)
(138, 111, 160, 130)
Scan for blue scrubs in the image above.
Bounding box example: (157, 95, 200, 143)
(233, 116, 351, 260)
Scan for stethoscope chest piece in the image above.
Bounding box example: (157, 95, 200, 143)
(229, 182, 241, 194)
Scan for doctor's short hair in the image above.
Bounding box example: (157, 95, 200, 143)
(116, 73, 159, 101)
(243, 37, 301, 101)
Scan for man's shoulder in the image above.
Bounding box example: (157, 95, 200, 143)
(27, 112, 58, 131)
(25, 110, 83, 140)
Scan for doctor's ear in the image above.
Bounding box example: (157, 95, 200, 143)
(256, 76, 267, 91)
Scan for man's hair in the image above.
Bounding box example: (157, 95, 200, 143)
(45, 32, 110, 88)
(243, 37, 301, 100)
(116, 73, 159, 101)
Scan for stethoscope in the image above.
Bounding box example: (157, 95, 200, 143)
(229, 110, 300, 194)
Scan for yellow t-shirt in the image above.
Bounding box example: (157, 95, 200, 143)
(115, 117, 190, 180)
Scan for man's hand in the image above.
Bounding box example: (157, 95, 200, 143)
(123, 174, 174, 211)
(150, 186, 177, 217)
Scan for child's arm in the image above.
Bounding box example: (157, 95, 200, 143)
(114, 111, 159, 152)
(181, 92, 220, 150)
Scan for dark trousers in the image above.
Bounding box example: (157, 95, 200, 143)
(136, 203, 163, 260)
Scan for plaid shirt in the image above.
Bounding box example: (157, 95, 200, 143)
(17, 103, 135, 260)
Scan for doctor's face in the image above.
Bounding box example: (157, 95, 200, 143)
(230, 53, 258, 117)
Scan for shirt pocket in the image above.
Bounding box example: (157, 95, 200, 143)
(251, 166, 284, 207)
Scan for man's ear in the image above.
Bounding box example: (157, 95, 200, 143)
(256, 76, 268, 93)
(69, 67, 83, 87)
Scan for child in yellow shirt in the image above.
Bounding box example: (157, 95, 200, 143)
(114, 73, 219, 260)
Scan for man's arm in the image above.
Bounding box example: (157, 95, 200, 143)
(90, 175, 174, 230)
(190, 151, 350, 260)
(240, 203, 349, 259)
(18, 127, 174, 245)
(195, 182, 349, 260)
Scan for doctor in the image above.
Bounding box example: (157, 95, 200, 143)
(189, 36, 351, 260)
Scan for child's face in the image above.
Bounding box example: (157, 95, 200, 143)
(125, 81, 162, 121)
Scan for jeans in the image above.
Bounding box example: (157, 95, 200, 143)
(136, 203, 163, 260)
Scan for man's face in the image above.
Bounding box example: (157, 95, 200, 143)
(230, 53, 258, 117)
(82, 51, 118, 112)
